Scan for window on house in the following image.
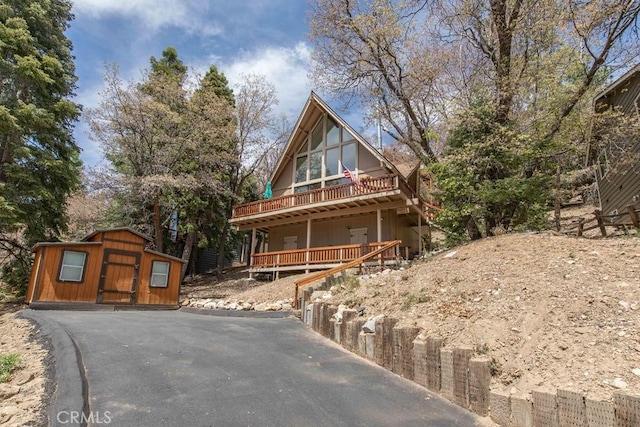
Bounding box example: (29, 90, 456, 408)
(150, 261, 170, 288)
(294, 115, 358, 188)
(58, 250, 87, 282)
(309, 151, 322, 180)
(326, 117, 339, 147)
(295, 155, 307, 183)
(325, 147, 339, 176)
(311, 121, 323, 150)
(342, 143, 356, 171)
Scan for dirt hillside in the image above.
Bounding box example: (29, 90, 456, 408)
(187, 211, 640, 403)
(0, 207, 638, 426)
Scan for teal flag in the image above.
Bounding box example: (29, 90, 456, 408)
(264, 181, 273, 199)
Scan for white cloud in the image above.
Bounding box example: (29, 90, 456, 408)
(72, 0, 222, 36)
(222, 42, 313, 118)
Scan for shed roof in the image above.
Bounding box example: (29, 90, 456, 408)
(81, 227, 152, 242)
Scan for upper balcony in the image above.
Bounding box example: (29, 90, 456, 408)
(229, 174, 432, 230)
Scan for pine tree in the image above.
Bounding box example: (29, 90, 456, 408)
(0, 0, 81, 291)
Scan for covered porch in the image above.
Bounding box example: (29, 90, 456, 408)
(249, 241, 402, 278)
(230, 175, 433, 278)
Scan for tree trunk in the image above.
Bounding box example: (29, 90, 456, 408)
(154, 195, 163, 252)
(180, 231, 196, 283)
(248, 232, 263, 267)
(466, 217, 483, 240)
(216, 220, 230, 280)
(554, 163, 562, 232)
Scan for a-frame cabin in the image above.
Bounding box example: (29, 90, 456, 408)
(229, 92, 436, 278)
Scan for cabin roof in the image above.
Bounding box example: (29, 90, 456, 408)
(594, 64, 640, 104)
(270, 91, 406, 183)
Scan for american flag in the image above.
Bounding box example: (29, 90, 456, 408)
(343, 165, 362, 187)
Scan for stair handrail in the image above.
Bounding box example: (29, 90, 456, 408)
(293, 240, 402, 308)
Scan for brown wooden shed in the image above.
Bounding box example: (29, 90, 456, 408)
(25, 228, 184, 308)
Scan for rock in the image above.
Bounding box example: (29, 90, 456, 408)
(203, 301, 217, 309)
(13, 370, 35, 385)
(332, 304, 347, 321)
(444, 250, 457, 258)
(253, 302, 268, 312)
(247, 298, 256, 305)
(619, 300, 630, 310)
(180, 299, 190, 307)
(227, 302, 238, 310)
(0, 384, 20, 399)
(0, 406, 20, 424)
(241, 302, 252, 310)
(267, 303, 282, 311)
(362, 314, 384, 333)
(381, 269, 392, 275)
(632, 368, 640, 377)
(282, 303, 293, 311)
(611, 378, 628, 389)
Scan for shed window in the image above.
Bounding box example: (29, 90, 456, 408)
(59, 251, 87, 282)
(150, 261, 170, 288)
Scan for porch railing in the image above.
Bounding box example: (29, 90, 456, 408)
(251, 241, 400, 269)
(233, 175, 400, 218)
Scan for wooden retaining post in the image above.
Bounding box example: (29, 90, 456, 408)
(413, 337, 427, 387)
(426, 337, 443, 392)
(628, 205, 639, 228)
(453, 346, 474, 408)
(391, 326, 420, 380)
(374, 317, 398, 369)
(468, 357, 491, 416)
(340, 309, 358, 349)
(532, 390, 558, 427)
(595, 210, 607, 237)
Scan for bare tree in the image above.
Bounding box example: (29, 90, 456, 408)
(214, 73, 289, 277)
(308, 0, 454, 164)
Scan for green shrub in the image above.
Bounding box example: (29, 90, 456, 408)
(0, 353, 21, 383)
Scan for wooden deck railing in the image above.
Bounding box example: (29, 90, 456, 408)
(233, 175, 400, 218)
(251, 241, 400, 268)
(293, 240, 402, 308)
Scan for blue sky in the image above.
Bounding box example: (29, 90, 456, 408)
(67, 0, 319, 167)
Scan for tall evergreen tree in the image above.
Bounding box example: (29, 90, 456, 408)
(0, 0, 81, 291)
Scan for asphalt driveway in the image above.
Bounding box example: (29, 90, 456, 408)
(24, 309, 483, 427)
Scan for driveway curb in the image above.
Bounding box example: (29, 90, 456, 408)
(21, 309, 87, 427)
(179, 306, 295, 318)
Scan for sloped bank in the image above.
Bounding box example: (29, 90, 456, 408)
(301, 301, 640, 427)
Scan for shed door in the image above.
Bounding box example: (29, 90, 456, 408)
(97, 249, 140, 304)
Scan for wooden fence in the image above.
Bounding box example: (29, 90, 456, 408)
(564, 204, 640, 237)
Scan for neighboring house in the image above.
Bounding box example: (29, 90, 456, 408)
(25, 228, 184, 308)
(588, 65, 640, 223)
(229, 92, 435, 278)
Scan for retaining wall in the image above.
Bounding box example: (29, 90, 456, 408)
(303, 300, 640, 427)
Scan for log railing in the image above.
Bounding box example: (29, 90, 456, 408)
(232, 175, 399, 218)
(251, 241, 400, 268)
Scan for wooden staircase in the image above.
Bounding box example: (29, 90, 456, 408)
(293, 240, 402, 308)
